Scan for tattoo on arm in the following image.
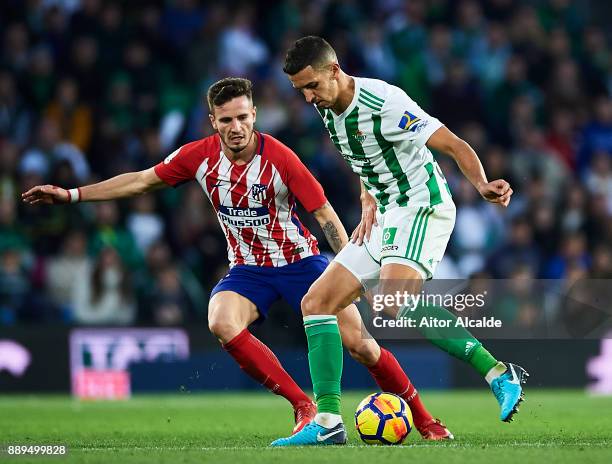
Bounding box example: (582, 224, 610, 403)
(322, 221, 343, 254)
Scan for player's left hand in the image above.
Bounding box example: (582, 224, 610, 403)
(478, 179, 513, 207)
(351, 190, 378, 245)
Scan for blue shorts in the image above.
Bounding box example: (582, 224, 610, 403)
(210, 255, 329, 320)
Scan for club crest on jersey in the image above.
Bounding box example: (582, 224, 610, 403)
(250, 183, 268, 202)
(398, 111, 422, 132)
(381, 227, 399, 253)
(352, 130, 367, 144)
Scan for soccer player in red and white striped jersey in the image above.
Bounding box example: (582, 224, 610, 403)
(23, 77, 452, 440)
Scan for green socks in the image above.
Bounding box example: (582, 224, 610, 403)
(303, 315, 343, 415)
(400, 304, 499, 377)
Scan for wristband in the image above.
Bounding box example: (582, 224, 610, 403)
(68, 188, 81, 203)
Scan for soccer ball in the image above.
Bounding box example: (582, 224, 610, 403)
(354, 392, 413, 445)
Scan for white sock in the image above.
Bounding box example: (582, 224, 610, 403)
(485, 362, 507, 385)
(314, 412, 343, 428)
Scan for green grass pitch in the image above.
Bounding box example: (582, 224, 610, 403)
(1, 390, 611, 463)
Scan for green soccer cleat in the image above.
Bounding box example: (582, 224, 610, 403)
(491, 362, 529, 422)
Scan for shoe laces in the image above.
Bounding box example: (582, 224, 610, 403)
(295, 404, 312, 422)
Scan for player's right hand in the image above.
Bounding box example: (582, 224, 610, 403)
(21, 185, 70, 205)
(478, 179, 513, 208)
(351, 190, 378, 245)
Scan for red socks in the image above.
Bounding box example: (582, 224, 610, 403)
(223, 329, 311, 408)
(367, 347, 433, 427)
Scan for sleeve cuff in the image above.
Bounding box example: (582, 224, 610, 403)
(415, 119, 444, 149)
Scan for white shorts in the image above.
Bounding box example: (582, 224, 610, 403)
(335, 204, 456, 288)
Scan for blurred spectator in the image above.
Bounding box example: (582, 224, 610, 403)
(432, 59, 484, 130)
(0, 249, 31, 325)
(453, 0, 487, 58)
(423, 24, 453, 87)
(89, 201, 142, 269)
(580, 26, 610, 96)
(72, 246, 135, 325)
(487, 216, 541, 278)
(67, 36, 103, 104)
(488, 54, 541, 143)
(359, 24, 396, 83)
(46, 230, 91, 318)
(254, 80, 289, 135)
(20, 117, 90, 182)
(21, 45, 55, 112)
(1, 22, 30, 73)
(0, 70, 31, 147)
(544, 232, 590, 279)
(218, 6, 269, 76)
(161, 0, 205, 50)
(44, 77, 92, 152)
(126, 195, 165, 255)
(468, 21, 512, 90)
(451, 179, 503, 276)
(511, 127, 569, 198)
(559, 184, 588, 233)
(149, 265, 191, 326)
(0, 141, 20, 199)
(496, 265, 542, 329)
(577, 96, 612, 173)
(545, 108, 578, 171)
(584, 151, 612, 214)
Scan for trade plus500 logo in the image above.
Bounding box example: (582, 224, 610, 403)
(218, 205, 271, 228)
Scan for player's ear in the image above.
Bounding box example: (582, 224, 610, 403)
(252, 106, 257, 123)
(209, 113, 217, 130)
(330, 63, 340, 80)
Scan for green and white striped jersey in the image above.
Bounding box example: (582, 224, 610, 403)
(317, 77, 453, 212)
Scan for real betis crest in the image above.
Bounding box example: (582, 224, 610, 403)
(352, 130, 367, 143)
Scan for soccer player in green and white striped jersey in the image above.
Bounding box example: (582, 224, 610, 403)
(271, 36, 528, 447)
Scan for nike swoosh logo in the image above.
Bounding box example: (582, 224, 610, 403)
(316, 429, 343, 442)
(212, 182, 225, 188)
(507, 364, 520, 385)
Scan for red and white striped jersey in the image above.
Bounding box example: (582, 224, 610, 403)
(154, 132, 327, 267)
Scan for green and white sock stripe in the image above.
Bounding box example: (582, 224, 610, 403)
(303, 315, 338, 329)
(405, 207, 434, 261)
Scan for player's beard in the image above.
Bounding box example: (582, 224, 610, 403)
(224, 130, 254, 153)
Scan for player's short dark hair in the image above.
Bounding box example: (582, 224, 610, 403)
(207, 77, 253, 111)
(283, 36, 337, 75)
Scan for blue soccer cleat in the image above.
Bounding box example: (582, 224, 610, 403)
(270, 421, 347, 447)
(491, 362, 529, 422)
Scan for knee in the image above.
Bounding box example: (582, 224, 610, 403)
(346, 339, 380, 366)
(208, 316, 242, 344)
(301, 290, 333, 316)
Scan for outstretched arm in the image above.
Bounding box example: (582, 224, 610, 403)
(312, 201, 349, 254)
(426, 126, 513, 207)
(22, 167, 166, 205)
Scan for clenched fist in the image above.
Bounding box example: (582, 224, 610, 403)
(478, 179, 513, 207)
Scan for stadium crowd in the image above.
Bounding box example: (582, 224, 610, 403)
(0, 0, 611, 328)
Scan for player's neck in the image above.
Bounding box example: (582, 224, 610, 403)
(221, 131, 258, 165)
(330, 74, 355, 116)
